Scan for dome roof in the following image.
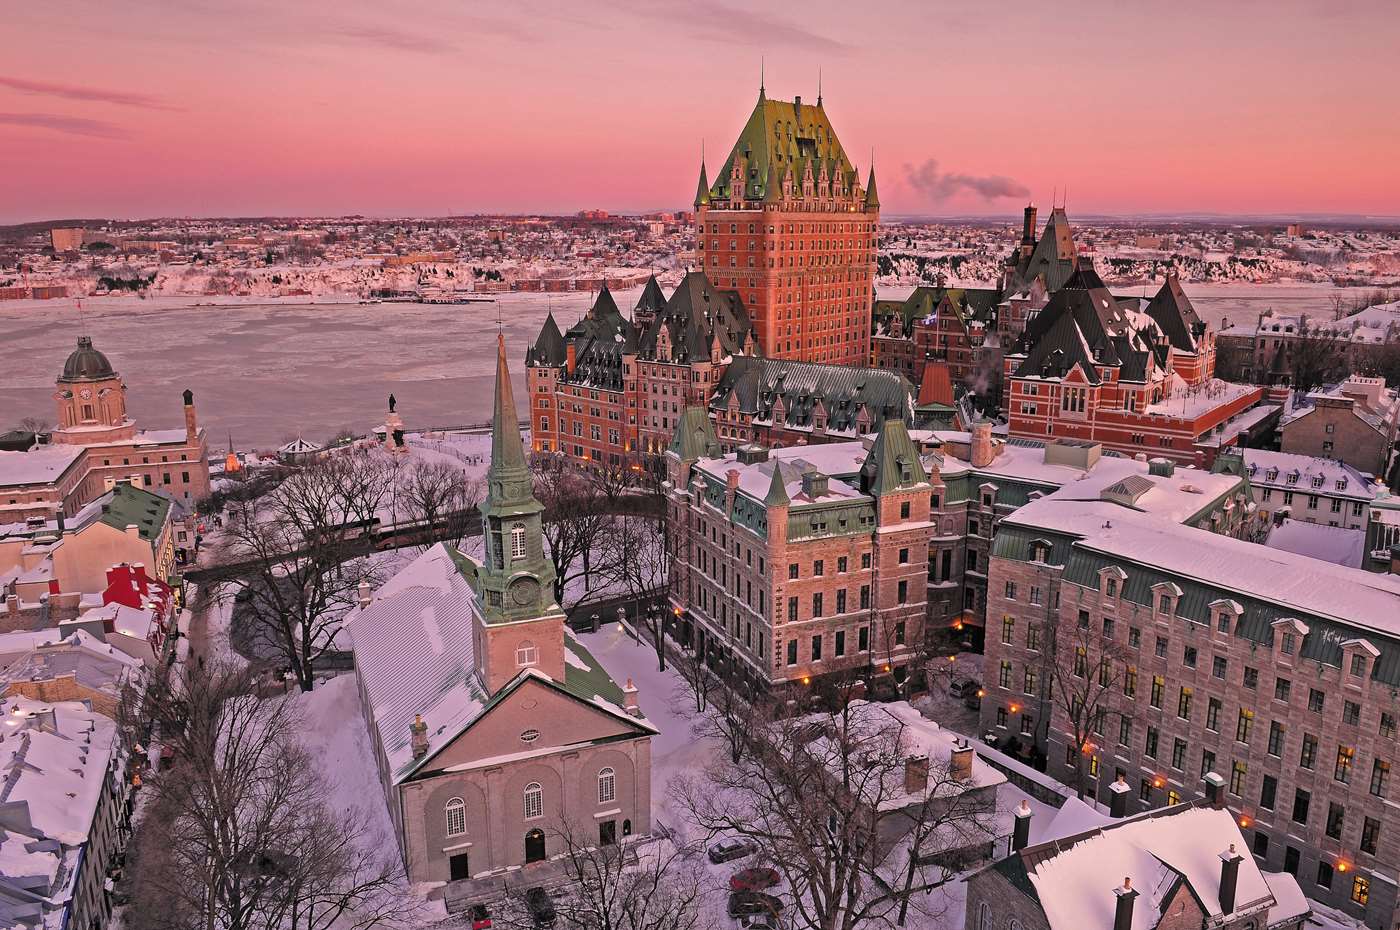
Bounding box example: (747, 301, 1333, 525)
(61, 336, 116, 381)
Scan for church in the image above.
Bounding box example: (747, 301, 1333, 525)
(347, 335, 655, 886)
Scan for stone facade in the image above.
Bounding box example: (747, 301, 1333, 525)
(1280, 389, 1397, 480)
(983, 501, 1400, 929)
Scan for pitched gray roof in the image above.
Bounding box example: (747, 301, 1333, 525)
(711, 356, 913, 436)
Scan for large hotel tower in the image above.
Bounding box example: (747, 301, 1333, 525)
(694, 86, 879, 366)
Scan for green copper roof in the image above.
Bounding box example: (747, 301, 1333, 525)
(669, 406, 721, 462)
(98, 484, 171, 541)
(489, 333, 527, 478)
(860, 418, 926, 496)
(764, 460, 789, 506)
(708, 93, 859, 203)
(865, 166, 879, 208)
(695, 161, 710, 207)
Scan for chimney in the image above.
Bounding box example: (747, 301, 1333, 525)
(5, 595, 18, 619)
(410, 714, 429, 759)
(800, 470, 829, 498)
(356, 580, 372, 609)
(949, 741, 974, 782)
(1012, 799, 1033, 852)
(183, 388, 197, 440)
(1109, 774, 1131, 817)
(971, 420, 995, 468)
(566, 342, 577, 376)
(904, 754, 930, 793)
(1219, 844, 1243, 914)
(622, 677, 641, 717)
(1021, 205, 1038, 257)
(1114, 878, 1138, 930)
(1203, 771, 1226, 808)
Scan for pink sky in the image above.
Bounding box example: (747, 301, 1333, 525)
(3, 0, 1398, 222)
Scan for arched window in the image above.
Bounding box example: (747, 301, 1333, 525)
(978, 903, 991, 930)
(445, 797, 466, 837)
(516, 641, 538, 668)
(524, 782, 543, 820)
(598, 767, 616, 804)
(1010, 921, 1023, 930)
(510, 523, 527, 560)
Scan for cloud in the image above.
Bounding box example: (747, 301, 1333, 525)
(904, 158, 1030, 202)
(0, 112, 130, 139)
(0, 76, 180, 111)
(326, 24, 461, 54)
(615, 0, 850, 53)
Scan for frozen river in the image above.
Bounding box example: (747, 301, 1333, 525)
(0, 282, 1371, 450)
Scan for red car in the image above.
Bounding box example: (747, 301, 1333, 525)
(730, 867, 780, 892)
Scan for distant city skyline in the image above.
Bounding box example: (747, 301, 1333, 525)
(4, 0, 1399, 223)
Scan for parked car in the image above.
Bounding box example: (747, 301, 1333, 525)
(709, 837, 758, 864)
(949, 677, 980, 699)
(736, 912, 779, 930)
(469, 904, 492, 930)
(524, 887, 556, 927)
(728, 892, 783, 919)
(730, 867, 780, 892)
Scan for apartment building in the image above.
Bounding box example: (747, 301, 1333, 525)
(984, 491, 1400, 928)
(664, 409, 932, 691)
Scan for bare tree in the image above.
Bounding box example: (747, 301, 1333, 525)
(222, 450, 393, 691)
(606, 515, 669, 669)
(122, 659, 416, 930)
(1047, 613, 1131, 799)
(532, 452, 614, 606)
(591, 460, 637, 506)
(671, 638, 711, 716)
(674, 696, 999, 930)
(1288, 323, 1351, 393)
(396, 459, 482, 553)
(18, 415, 50, 435)
(494, 825, 703, 930)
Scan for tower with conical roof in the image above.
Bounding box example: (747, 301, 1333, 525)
(473, 335, 566, 691)
(695, 84, 878, 367)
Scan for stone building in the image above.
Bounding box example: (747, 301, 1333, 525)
(983, 486, 1400, 928)
(966, 801, 1309, 930)
(694, 86, 878, 366)
(1279, 377, 1398, 480)
(0, 335, 210, 523)
(664, 408, 933, 691)
(349, 336, 654, 887)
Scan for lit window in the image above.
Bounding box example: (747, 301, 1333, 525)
(598, 767, 616, 804)
(445, 797, 466, 837)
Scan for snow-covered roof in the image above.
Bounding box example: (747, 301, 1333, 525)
(0, 444, 85, 488)
(1265, 519, 1366, 568)
(279, 436, 322, 455)
(1018, 805, 1297, 930)
(1244, 449, 1379, 499)
(344, 543, 488, 782)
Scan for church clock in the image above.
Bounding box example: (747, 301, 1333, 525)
(509, 576, 540, 606)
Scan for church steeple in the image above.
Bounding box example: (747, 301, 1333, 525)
(477, 335, 557, 628)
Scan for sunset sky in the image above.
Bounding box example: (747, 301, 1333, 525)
(4, 0, 1399, 223)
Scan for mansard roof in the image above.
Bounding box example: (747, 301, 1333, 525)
(706, 93, 861, 204)
(711, 356, 913, 437)
(872, 286, 1001, 337)
(637, 271, 754, 363)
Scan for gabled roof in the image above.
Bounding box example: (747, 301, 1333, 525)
(1145, 273, 1204, 353)
(1005, 207, 1080, 293)
(860, 418, 927, 495)
(529, 311, 566, 366)
(635, 274, 667, 313)
(669, 406, 722, 462)
(710, 356, 912, 436)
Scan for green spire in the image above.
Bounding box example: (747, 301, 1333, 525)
(764, 461, 790, 506)
(695, 161, 711, 208)
(669, 406, 720, 462)
(489, 333, 527, 479)
(865, 165, 880, 209)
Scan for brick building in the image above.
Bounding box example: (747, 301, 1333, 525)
(0, 336, 210, 523)
(664, 409, 932, 691)
(1003, 265, 1272, 465)
(983, 488, 1400, 927)
(1279, 377, 1398, 480)
(694, 87, 878, 366)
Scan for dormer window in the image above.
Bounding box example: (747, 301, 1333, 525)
(1266, 467, 1278, 481)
